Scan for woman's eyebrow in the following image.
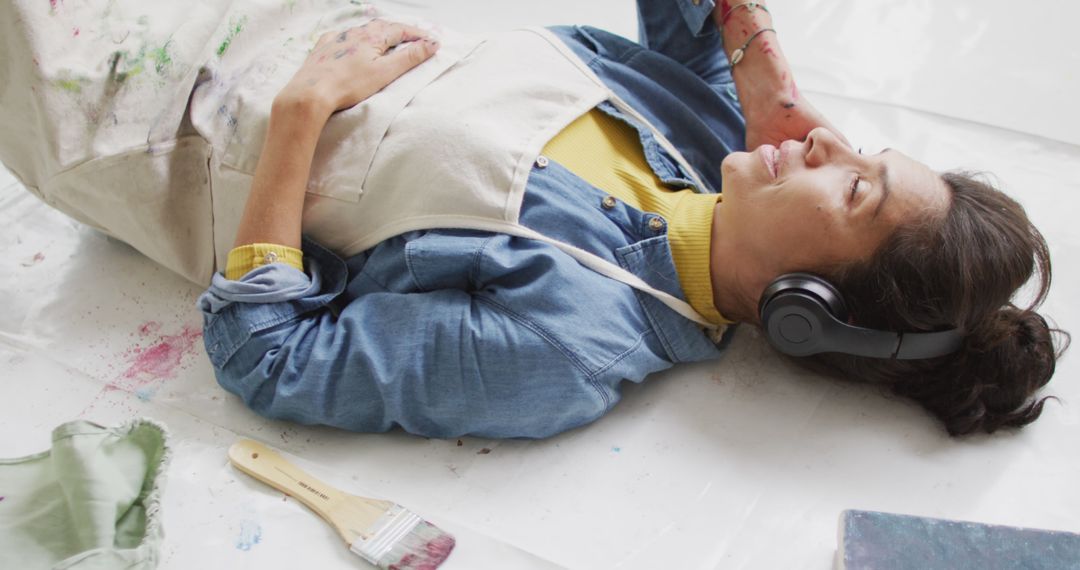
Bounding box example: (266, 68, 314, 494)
(872, 150, 894, 220)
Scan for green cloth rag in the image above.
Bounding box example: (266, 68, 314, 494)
(0, 419, 170, 570)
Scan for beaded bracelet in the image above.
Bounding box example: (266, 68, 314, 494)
(729, 27, 775, 67)
(721, 1, 770, 27)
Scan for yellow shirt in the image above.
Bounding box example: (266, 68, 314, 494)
(227, 108, 726, 325)
(541, 109, 726, 325)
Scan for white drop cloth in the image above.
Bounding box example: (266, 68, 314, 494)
(1, 1, 1077, 569)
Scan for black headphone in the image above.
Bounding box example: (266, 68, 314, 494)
(758, 273, 964, 359)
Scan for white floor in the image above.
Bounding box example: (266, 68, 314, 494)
(2, 1, 1078, 569)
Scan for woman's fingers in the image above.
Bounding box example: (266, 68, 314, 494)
(379, 37, 440, 77)
(278, 19, 440, 114)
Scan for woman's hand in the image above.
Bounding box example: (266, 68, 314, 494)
(740, 81, 850, 150)
(231, 21, 438, 251)
(711, 2, 849, 150)
(275, 19, 440, 120)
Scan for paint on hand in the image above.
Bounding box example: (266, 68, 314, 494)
(235, 519, 263, 551)
(217, 15, 249, 57)
(0, 496, 5, 502)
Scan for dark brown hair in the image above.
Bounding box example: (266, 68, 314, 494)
(810, 171, 1069, 436)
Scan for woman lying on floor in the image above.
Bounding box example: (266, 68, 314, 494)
(197, 0, 1067, 438)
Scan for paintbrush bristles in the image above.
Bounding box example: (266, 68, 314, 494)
(348, 511, 456, 570)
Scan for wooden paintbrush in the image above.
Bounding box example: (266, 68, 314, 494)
(228, 439, 456, 569)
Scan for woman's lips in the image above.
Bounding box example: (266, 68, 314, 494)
(758, 144, 778, 179)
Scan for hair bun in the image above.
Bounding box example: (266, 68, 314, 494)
(945, 306, 1063, 435)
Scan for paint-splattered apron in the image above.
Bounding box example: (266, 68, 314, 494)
(0, 0, 715, 327)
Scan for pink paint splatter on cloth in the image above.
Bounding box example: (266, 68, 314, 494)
(120, 324, 202, 384)
(20, 252, 45, 267)
(138, 321, 162, 336)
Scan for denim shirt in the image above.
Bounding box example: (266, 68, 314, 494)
(196, 0, 745, 439)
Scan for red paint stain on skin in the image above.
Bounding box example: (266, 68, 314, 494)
(760, 41, 777, 58)
(120, 325, 203, 384)
(139, 321, 162, 336)
(49, 0, 61, 11)
(73, 27, 79, 37)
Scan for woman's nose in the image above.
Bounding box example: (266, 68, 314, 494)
(804, 127, 848, 167)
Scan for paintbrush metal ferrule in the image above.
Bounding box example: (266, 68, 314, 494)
(349, 504, 421, 563)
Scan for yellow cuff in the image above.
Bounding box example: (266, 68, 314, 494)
(225, 243, 305, 281)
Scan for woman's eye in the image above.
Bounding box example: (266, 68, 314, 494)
(849, 176, 860, 201)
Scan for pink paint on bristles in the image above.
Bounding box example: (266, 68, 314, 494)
(380, 521, 455, 570)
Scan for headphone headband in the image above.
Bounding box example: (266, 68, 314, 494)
(759, 273, 963, 360)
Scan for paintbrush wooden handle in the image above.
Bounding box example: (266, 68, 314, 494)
(228, 439, 347, 531)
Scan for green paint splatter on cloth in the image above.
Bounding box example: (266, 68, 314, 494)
(55, 78, 83, 93)
(149, 41, 173, 75)
(217, 16, 249, 57)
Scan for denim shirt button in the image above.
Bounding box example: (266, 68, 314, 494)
(601, 195, 617, 210)
(264, 251, 278, 264)
(648, 216, 666, 232)
(535, 155, 550, 169)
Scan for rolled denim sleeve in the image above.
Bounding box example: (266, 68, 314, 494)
(196, 237, 606, 439)
(637, 0, 733, 87)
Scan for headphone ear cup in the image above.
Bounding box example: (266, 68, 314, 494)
(761, 291, 833, 356)
(758, 273, 849, 357)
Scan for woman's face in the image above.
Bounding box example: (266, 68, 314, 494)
(715, 127, 951, 282)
